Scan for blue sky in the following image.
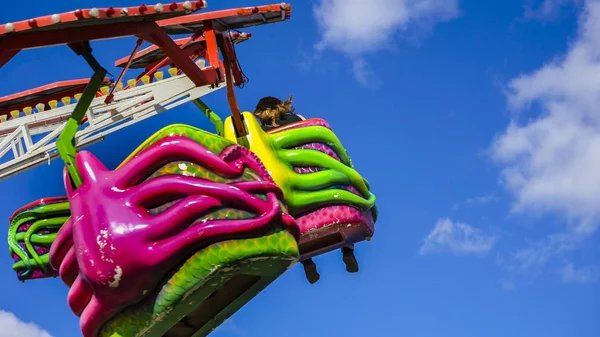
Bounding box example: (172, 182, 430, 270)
(0, 0, 599, 336)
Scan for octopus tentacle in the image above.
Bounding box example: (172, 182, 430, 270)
(154, 193, 283, 259)
(113, 137, 253, 187)
(80, 297, 111, 337)
(8, 198, 71, 280)
(287, 189, 376, 212)
(290, 170, 351, 191)
(10, 254, 52, 273)
(230, 180, 286, 200)
(281, 150, 370, 197)
(271, 126, 352, 166)
(16, 232, 57, 245)
(8, 215, 35, 276)
(74, 151, 110, 186)
(132, 175, 273, 216)
(143, 195, 222, 243)
(68, 275, 93, 316)
(23, 217, 68, 273)
(59, 248, 78, 287)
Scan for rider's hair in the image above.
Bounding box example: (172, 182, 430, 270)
(254, 96, 294, 127)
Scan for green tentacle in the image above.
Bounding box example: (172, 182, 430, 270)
(15, 232, 57, 245)
(287, 189, 376, 211)
(281, 150, 371, 198)
(290, 169, 352, 191)
(8, 215, 35, 275)
(271, 126, 353, 166)
(23, 216, 69, 273)
(12, 254, 51, 270)
(8, 201, 71, 278)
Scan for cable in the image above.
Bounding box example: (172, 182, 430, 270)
(230, 30, 250, 88)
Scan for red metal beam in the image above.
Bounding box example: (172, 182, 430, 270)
(0, 78, 110, 118)
(124, 54, 212, 90)
(0, 49, 20, 69)
(203, 20, 220, 70)
(0, 79, 92, 104)
(141, 45, 206, 77)
(114, 36, 195, 67)
(0, 2, 206, 36)
(138, 23, 217, 87)
(157, 3, 290, 28)
(118, 34, 211, 90)
(223, 59, 246, 138)
(113, 32, 250, 68)
(0, 21, 158, 50)
(105, 39, 144, 104)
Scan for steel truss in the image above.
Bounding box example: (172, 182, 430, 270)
(0, 73, 223, 180)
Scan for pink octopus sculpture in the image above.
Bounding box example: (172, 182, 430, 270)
(49, 129, 299, 337)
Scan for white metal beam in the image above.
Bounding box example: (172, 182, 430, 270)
(0, 73, 224, 181)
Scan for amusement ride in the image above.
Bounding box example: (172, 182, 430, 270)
(0, 2, 378, 336)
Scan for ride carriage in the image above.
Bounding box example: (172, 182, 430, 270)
(1, 3, 377, 337)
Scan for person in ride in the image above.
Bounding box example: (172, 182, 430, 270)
(253, 96, 305, 131)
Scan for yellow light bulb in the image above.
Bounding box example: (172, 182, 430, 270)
(74, 93, 83, 102)
(168, 67, 179, 77)
(49, 100, 58, 109)
(61, 97, 71, 106)
(116, 82, 123, 91)
(10, 110, 19, 119)
(154, 71, 164, 81)
(100, 86, 110, 95)
(36, 103, 45, 112)
(141, 75, 151, 85)
(127, 79, 137, 88)
(0, 115, 7, 123)
(23, 107, 33, 115)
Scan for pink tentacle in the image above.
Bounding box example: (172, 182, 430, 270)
(75, 151, 110, 185)
(132, 175, 274, 215)
(220, 145, 272, 183)
(155, 193, 283, 259)
(59, 248, 79, 287)
(68, 275, 92, 316)
(144, 195, 222, 242)
(80, 297, 112, 337)
(114, 137, 248, 187)
(230, 181, 286, 200)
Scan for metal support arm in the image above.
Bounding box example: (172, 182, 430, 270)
(193, 99, 224, 136)
(56, 46, 107, 188)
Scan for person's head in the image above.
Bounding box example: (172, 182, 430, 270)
(253, 95, 294, 126)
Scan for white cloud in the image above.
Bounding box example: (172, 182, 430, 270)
(0, 311, 53, 337)
(419, 218, 496, 255)
(452, 194, 498, 210)
(312, 0, 460, 83)
(524, 0, 581, 19)
(491, 0, 600, 276)
(560, 263, 600, 283)
(500, 279, 517, 291)
(525, 0, 585, 19)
